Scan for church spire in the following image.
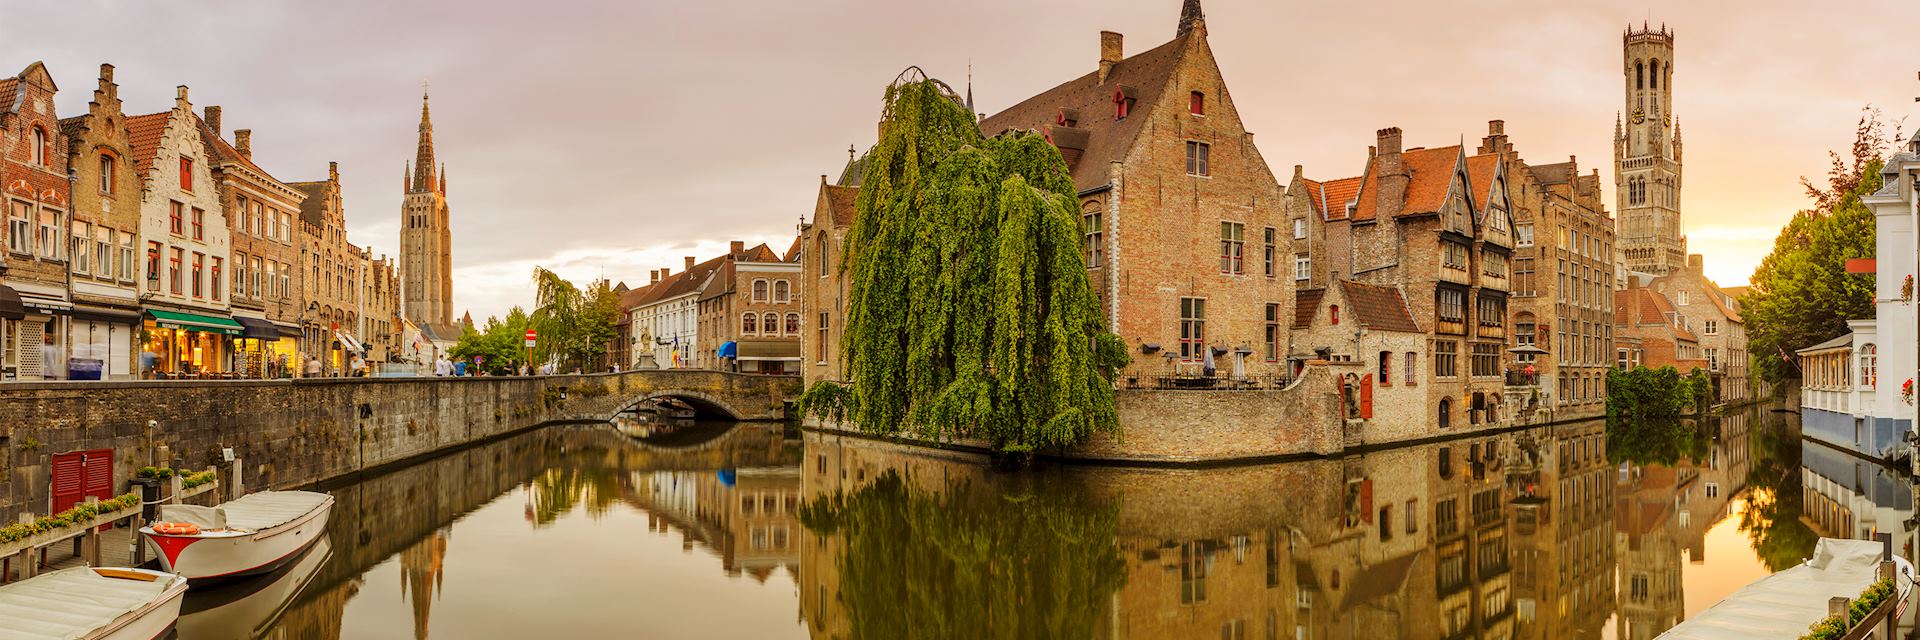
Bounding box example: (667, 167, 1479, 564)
(412, 89, 438, 193)
(1177, 0, 1205, 36)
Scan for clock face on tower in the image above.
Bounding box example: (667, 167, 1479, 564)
(1631, 107, 1646, 125)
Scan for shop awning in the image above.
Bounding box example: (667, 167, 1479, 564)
(0, 285, 23, 321)
(233, 316, 281, 340)
(333, 330, 365, 354)
(718, 341, 738, 358)
(147, 309, 245, 336)
(70, 304, 142, 324)
(737, 339, 800, 361)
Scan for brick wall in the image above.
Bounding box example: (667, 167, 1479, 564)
(0, 370, 799, 523)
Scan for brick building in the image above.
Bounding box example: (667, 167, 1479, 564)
(1646, 255, 1748, 402)
(798, 176, 858, 385)
(1474, 121, 1615, 415)
(0, 62, 76, 380)
(1292, 126, 1518, 437)
(129, 86, 239, 378)
(199, 106, 306, 378)
(628, 255, 725, 369)
(58, 64, 144, 381)
(1612, 282, 1703, 371)
(696, 240, 802, 374)
(290, 163, 376, 375)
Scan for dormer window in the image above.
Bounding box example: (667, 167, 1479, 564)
(1113, 86, 1137, 119)
(1056, 108, 1079, 128)
(1190, 91, 1205, 116)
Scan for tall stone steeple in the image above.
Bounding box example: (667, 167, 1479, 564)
(411, 92, 439, 194)
(1615, 23, 1685, 275)
(401, 88, 455, 327)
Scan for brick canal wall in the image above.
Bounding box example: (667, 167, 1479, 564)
(0, 370, 801, 523)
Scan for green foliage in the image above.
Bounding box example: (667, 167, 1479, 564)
(1800, 578, 1896, 639)
(1746, 109, 1897, 383)
(1741, 415, 1821, 571)
(451, 307, 534, 375)
(797, 470, 1128, 638)
(0, 492, 140, 544)
(1605, 416, 1708, 466)
(136, 466, 175, 479)
(795, 380, 855, 424)
(830, 69, 1127, 451)
(1607, 366, 1712, 419)
(181, 470, 218, 490)
(531, 267, 622, 372)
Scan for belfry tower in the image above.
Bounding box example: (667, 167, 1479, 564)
(1615, 23, 1686, 275)
(402, 91, 454, 326)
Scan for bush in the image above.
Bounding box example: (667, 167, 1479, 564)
(1801, 577, 1895, 639)
(181, 470, 218, 490)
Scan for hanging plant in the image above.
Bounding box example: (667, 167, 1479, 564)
(813, 68, 1127, 452)
(1902, 378, 1914, 406)
(1902, 274, 1913, 303)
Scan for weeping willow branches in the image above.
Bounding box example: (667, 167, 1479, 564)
(804, 70, 1126, 451)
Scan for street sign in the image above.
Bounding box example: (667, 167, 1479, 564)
(525, 329, 537, 340)
(526, 339, 536, 348)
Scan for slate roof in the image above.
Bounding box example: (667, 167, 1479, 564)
(1338, 281, 1420, 333)
(124, 111, 173, 173)
(977, 34, 1190, 192)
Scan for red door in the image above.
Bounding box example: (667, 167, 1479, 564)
(50, 449, 114, 517)
(1359, 374, 1375, 419)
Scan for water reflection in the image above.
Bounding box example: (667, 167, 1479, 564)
(162, 403, 1915, 639)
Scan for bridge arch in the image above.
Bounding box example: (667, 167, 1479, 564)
(613, 389, 748, 422)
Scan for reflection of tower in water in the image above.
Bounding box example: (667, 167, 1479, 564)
(400, 527, 452, 640)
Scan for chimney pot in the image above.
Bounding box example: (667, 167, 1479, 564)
(234, 129, 251, 159)
(203, 106, 221, 135)
(651, 270, 660, 284)
(685, 256, 696, 271)
(1375, 127, 1403, 156)
(1098, 31, 1123, 83)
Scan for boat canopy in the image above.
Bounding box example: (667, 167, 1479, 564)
(0, 567, 188, 639)
(217, 491, 333, 532)
(1657, 538, 1913, 639)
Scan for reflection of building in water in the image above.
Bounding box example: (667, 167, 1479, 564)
(624, 466, 802, 581)
(1610, 412, 1750, 640)
(400, 527, 450, 640)
(1801, 438, 1914, 552)
(1509, 420, 1615, 639)
(266, 577, 358, 640)
(796, 426, 1621, 640)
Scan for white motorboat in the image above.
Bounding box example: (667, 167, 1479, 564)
(175, 537, 332, 640)
(0, 566, 190, 639)
(141, 490, 334, 582)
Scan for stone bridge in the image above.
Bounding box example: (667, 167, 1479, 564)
(0, 370, 801, 523)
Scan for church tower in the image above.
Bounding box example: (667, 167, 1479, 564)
(401, 92, 454, 326)
(1615, 23, 1686, 275)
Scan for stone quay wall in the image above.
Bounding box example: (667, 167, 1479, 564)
(0, 370, 801, 523)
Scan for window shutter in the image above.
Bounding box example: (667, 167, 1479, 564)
(1360, 374, 1374, 419)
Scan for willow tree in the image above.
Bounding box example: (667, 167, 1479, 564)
(531, 267, 621, 372)
(805, 69, 1125, 451)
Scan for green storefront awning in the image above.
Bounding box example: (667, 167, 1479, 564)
(147, 309, 245, 336)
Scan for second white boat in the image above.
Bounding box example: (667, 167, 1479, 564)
(141, 490, 334, 582)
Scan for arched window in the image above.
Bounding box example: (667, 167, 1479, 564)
(1635, 61, 1644, 89)
(742, 313, 757, 335)
(773, 280, 790, 303)
(785, 313, 800, 335)
(31, 126, 47, 165)
(763, 312, 779, 336)
(1860, 343, 1877, 388)
(1438, 398, 1452, 430)
(752, 279, 769, 302)
(1650, 59, 1660, 89)
(815, 233, 829, 276)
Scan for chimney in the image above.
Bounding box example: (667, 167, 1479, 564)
(328, 161, 339, 183)
(1099, 32, 1123, 83)
(203, 106, 221, 135)
(650, 270, 661, 284)
(684, 256, 696, 271)
(1374, 127, 1408, 218)
(729, 240, 744, 257)
(233, 129, 251, 159)
(1688, 253, 1704, 274)
(1478, 120, 1507, 156)
(175, 85, 190, 111)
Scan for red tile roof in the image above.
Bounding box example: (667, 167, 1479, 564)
(1616, 287, 1697, 342)
(977, 34, 1190, 192)
(781, 236, 803, 262)
(1339, 281, 1421, 333)
(1351, 146, 1462, 222)
(1305, 176, 1362, 221)
(1465, 154, 1499, 212)
(124, 111, 173, 173)
(1292, 289, 1325, 329)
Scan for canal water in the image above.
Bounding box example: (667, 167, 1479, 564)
(164, 402, 1915, 639)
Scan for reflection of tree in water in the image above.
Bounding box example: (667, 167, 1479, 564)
(1739, 417, 1818, 571)
(799, 471, 1128, 639)
(1605, 415, 1709, 466)
(523, 455, 626, 526)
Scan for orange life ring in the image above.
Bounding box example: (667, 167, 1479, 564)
(153, 521, 200, 536)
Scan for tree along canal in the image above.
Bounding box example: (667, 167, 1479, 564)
(162, 402, 1914, 639)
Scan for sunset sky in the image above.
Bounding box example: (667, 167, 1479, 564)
(11, 0, 1919, 320)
